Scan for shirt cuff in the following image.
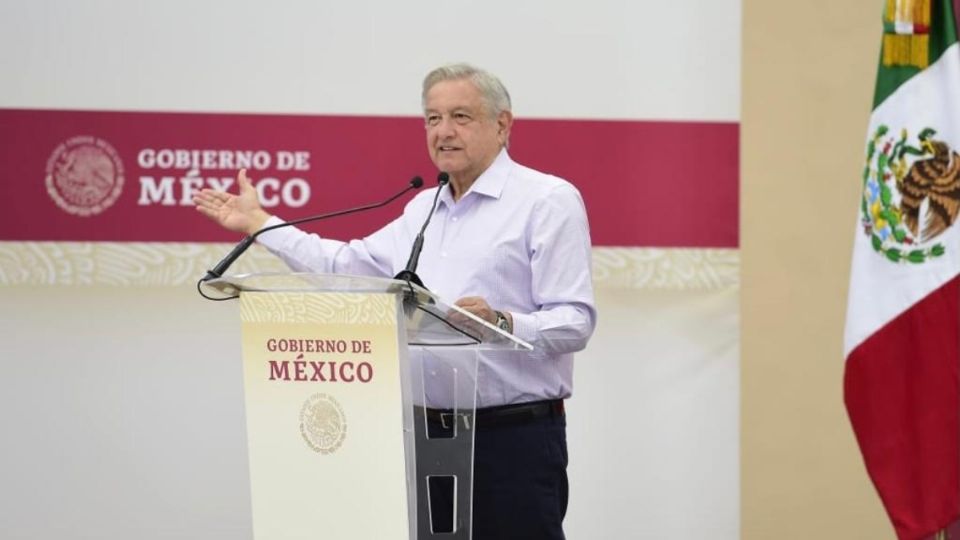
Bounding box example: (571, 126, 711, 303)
(509, 312, 537, 346)
(254, 216, 287, 250)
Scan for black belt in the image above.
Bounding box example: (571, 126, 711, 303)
(426, 399, 564, 430)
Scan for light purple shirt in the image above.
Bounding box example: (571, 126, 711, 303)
(256, 150, 596, 407)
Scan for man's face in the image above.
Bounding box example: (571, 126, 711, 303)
(424, 79, 512, 184)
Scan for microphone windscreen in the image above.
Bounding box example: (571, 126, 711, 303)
(410, 176, 424, 188)
(437, 172, 450, 185)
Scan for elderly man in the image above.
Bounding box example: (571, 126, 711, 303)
(194, 63, 596, 539)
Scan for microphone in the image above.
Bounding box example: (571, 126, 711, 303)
(394, 171, 450, 289)
(201, 175, 424, 283)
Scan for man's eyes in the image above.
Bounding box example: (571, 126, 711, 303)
(425, 113, 473, 126)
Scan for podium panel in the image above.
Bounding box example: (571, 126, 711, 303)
(239, 291, 409, 539)
(410, 346, 480, 538)
(207, 273, 532, 539)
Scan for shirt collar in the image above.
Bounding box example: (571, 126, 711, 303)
(439, 148, 513, 207)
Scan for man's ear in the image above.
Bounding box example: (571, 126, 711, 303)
(497, 110, 514, 144)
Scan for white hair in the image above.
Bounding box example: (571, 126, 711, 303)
(421, 63, 512, 117)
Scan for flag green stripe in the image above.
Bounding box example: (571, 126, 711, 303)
(872, 0, 958, 109)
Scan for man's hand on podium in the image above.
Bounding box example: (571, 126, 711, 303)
(450, 296, 513, 338)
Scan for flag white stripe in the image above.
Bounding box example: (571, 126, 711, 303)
(844, 43, 960, 357)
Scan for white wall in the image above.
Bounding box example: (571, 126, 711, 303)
(0, 0, 739, 121)
(0, 286, 251, 538)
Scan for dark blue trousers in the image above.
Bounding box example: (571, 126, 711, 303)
(430, 411, 569, 539)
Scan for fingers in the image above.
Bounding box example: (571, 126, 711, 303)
(192, 189, 228, 205)
(191, 169, 246, 218)
(453, 297, 477, 308)
(189, 168, 271, 234)
(452, 296, 495, 324)
(191, 189, 230, 217)
(195, 204, 218, 220)
(191, 169, 252, 203)
(238, 168, 253, 194)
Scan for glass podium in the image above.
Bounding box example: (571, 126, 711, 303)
(204, 273, 532, 539)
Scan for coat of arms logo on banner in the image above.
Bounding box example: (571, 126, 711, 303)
(861, 125, 960, 263)
(299, 393, 347, 455)
(45, 135, 125, 217)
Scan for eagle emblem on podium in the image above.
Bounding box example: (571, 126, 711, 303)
(300, 393, 347, 455)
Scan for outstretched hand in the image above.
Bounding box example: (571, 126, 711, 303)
(192, 169, 271, 235)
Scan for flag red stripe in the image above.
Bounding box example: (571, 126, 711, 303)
(845, 276, 960, 540)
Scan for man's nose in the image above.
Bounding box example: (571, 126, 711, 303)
(436, 116, 457, 137)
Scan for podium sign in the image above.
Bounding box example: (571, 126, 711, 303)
(239, 291, 409, 539)
(207, 272, 533, 539)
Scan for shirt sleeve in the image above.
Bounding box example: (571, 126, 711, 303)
(509, 183, 597, 357)
(254, 215, 400, 278)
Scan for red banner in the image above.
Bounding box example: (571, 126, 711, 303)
(0, 109, 737, 247)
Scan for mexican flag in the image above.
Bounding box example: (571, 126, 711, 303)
(844, 1, 960, 539)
